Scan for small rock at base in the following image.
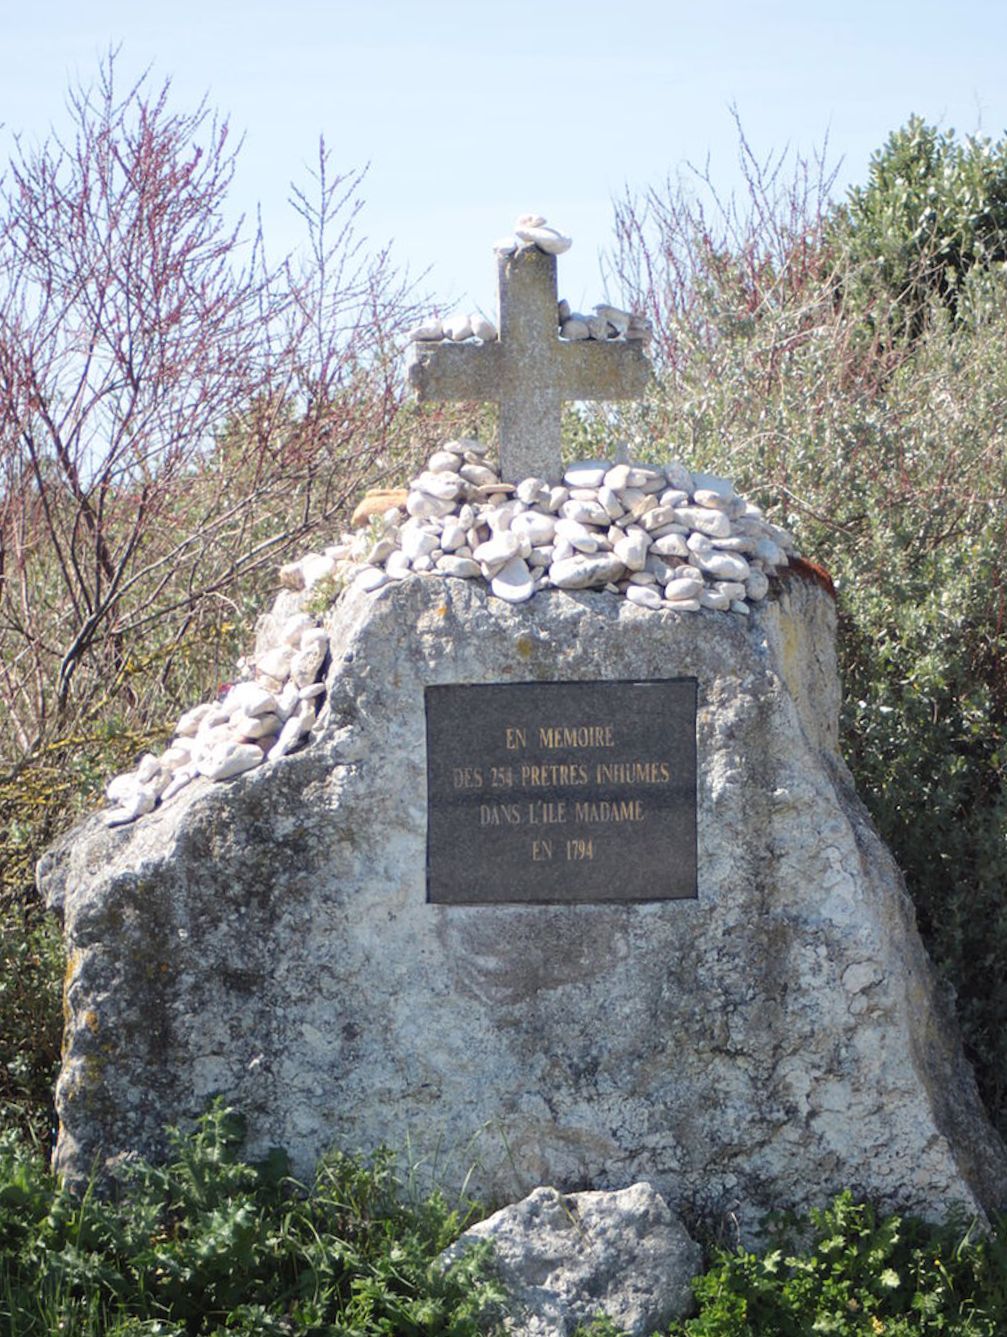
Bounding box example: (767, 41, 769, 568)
(437, 555, 481, 579)
(103, 784, 157, 826)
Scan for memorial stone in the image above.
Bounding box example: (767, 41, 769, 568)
(40, 222, 1007, 1249)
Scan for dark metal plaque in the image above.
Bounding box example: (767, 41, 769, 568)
(425, 679, 697, 905)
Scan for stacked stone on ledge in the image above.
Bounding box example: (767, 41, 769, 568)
(101, 615, 331, 827)
(334, 441, 796, 612)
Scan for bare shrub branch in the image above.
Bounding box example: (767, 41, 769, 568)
(0, 53, 423, 767)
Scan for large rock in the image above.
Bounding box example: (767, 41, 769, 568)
(39, 572, 1007, 1238)
(440, 1181, 700, 1335)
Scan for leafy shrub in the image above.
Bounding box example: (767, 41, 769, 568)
(667, 1192, 1007, 1335)
(835, 116, 1007, 339)
(0, 1101, 504, 1335)
(0, 906, 62, 1149)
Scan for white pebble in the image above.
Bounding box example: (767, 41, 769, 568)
(473, 532, 521, 574)
(407, 318, 444, 341)
(664, 462, 693, 492)
(562, 498, 610, 527)
(470, 312, 497, 342)
(626, 585, 663, 609)
(256, 645, 293, 684)
(427, 449, 464, 473)
(443, 313, 473, 341)
(715, 581, 747, 601)
(491, 555, 535, 604)
(279, 562, 306, 591)
(613, 532, 650, 571)
(698, 551, 751, 582)
(692, 472, 736, 501)
(196, 743, 263, 781)
(400, 527, 439, 562)
(414, 470, 463, 502)
(231, 711, 281, 742)
(103, 783, 158, 826)
(407, 491, 455, 520)
(746, 569, 770, 600)
(223, 682, 277, 719)
(439, 520, 467, 552)
(280, 613, 317, 647)
(563, 461, 608, 490)
(160, 768, 195, 803)
(515, 224, 572, 254)
(664, 576, 704, 601)
(385, 550, 413, 579)
(300, 553, 337, 588)
(516, 476, 549, 506)
(675, 506, 732, 539)
(700, 588, 732, 611)
(354, 567, 390, 593)
(650, 533, 690, 559)
(511, 511, 556, 545)
(437, 555, 481, 578)
(174, 702, 215, 738)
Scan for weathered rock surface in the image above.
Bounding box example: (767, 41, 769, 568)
(440, 1182, 700, 1335)
(40, 572, 1007, 1238)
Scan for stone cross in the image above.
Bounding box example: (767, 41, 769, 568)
(407, 245, 650, 483)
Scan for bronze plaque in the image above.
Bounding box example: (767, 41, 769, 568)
(425, 679, 697, 904)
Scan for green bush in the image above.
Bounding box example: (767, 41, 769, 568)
(5, 1115, 1003, 1337)
(0, 1101, 504, 1335)
(835, 116, 1007, 339)
(667, 1192, 1007, 1335)
(0, 906, 62, 1149)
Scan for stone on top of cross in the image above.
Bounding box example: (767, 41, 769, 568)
(406, 219, 651, 484)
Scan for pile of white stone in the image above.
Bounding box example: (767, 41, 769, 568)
(336, 442, 796, 612)
(556, 299, 651, 343)
(406, 299, 650, 347)
(407, 310, 499, 344)
(406, 214, 652, 348)
(102, 615, 330, 827)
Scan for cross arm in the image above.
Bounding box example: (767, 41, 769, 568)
(558, 340, 652, 402)
(407, 341, 505, 403)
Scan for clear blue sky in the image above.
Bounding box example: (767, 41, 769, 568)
(5, 1, 1007, 316)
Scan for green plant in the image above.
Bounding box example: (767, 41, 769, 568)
(0, 907, 63, 1150)
(835, 116, 1007, 340)
(0, 1101, 505, 1335)
(667, 1192, 1007, 1335)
